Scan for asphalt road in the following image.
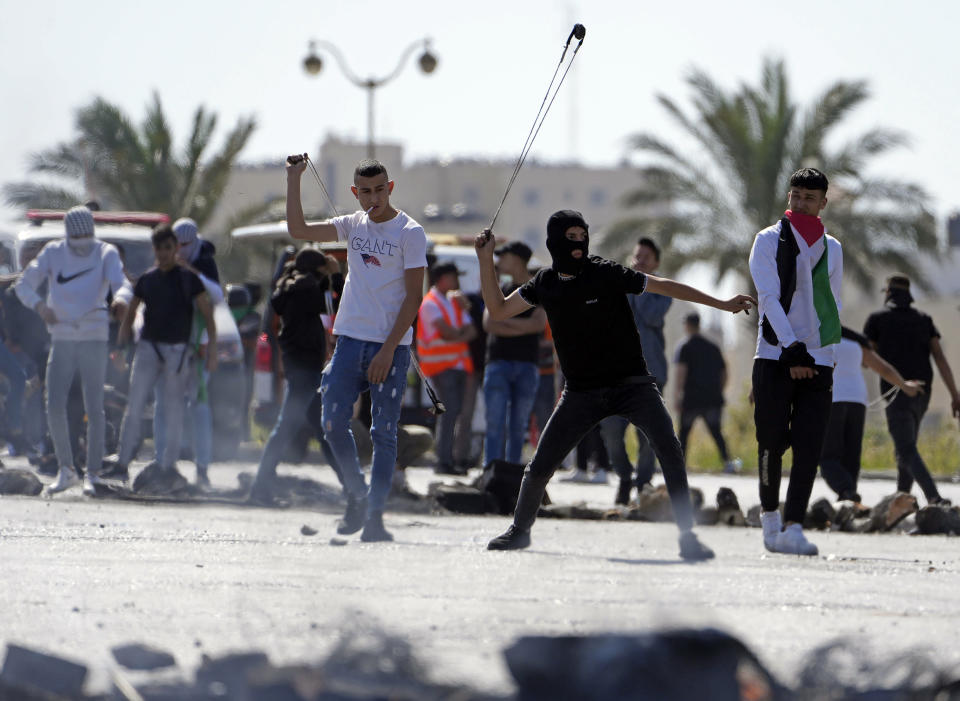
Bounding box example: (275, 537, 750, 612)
(1, 456, 959, 696)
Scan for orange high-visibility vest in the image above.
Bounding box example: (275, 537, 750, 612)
(416, 288, 474, 377)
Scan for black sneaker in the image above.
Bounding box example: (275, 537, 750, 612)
(35, 453, 59, 476)
(337, 495, 367, 535)
(100, 455, 129, 483)
(360, 511, 393, 542)
(615, 479, 632, 506)
(487, 525, 531, 551)
(678, 530, 715, 561)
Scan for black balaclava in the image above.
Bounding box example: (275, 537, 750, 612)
(546, 209, 589, 275)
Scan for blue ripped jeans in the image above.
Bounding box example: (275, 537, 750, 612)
(320, 336, 410, 515)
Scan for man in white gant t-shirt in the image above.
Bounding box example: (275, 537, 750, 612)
(285, 155, 427, 542)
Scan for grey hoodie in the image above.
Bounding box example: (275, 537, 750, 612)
(15, 239, 129, 341)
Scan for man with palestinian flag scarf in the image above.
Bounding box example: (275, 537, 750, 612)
(749, 167, 842, 556)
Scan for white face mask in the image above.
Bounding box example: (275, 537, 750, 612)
(178, 238, 200, 262)
(67, 236, 96, 256)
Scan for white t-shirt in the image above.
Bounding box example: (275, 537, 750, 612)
(832, 337, 868, 405)
(419, 287, 473, 371)
(331, 209, 428, 345)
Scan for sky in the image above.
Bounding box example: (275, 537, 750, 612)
(1, 0, 958, 236)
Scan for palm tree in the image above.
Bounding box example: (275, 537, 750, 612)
(602, 58, 938, 291)
(3, 92, 276, 232)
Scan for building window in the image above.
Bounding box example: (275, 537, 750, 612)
(524, 189, 540, 207)
(590, 189, 607, 206)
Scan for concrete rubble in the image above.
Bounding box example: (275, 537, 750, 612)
(6, 451, 957, 540)
(3, 624, 959, 700)
(111, 643, 176, 671)
(0, 468, 43, 496)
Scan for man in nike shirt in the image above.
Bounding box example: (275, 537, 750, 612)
(15, 205, 129, 494)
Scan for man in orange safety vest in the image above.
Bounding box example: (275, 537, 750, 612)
(417, 262, 477, 475)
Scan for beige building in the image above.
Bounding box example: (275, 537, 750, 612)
(207, 135, 662, 260)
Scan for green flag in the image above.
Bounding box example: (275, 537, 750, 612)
(811, 244, 840, 346)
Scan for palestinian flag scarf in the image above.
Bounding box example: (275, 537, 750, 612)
(785, 210, 841, 346)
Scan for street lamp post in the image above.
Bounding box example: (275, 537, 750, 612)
(303, 38, 438, 159)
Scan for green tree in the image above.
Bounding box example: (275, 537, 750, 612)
(3, 92, 275, 232)
(603, 58, 937, 291)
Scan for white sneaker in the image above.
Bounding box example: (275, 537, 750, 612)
(83, 473, 105, 496)
(560, 469, 592, 483)
(47, 467, 80, 494)
(771, 523, 818, 556)
(760, 510, 782, 552)
(589, 469, 609, 484)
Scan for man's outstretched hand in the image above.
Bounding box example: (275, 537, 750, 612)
(722, 294, 757, 315)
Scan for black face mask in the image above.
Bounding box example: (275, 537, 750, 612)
(885, 287, 913, 308)
(546, 209, 589, 275)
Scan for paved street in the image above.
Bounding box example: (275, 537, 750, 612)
(1, 455, 959, 696)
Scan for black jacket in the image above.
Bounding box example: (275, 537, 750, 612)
(271, 271, 329, 364)
(192, 239, 220, 284)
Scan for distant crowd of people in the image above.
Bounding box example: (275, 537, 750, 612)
(0, 206, 226, 494)
(3, 161, 959, 560)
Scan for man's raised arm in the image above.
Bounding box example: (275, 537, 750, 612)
(286, 155, 338, 243)
(474, 230, 534, 321)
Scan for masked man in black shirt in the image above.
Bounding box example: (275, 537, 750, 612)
(476, 210, 756, 560)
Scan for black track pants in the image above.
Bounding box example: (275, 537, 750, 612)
(752, 359, 833, 524)
(513, 382, 695, 533)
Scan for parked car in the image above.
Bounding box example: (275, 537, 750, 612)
(16, 210, 247, 460)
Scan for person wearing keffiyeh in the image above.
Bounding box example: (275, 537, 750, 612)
(749, 167, 842, 557)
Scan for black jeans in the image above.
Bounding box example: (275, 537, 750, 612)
(253, 353, 340, 490)
(678, 405, 729, 463)
(433, 369, 466, 469)
(513, 381, 695, 532)
(819, 401, 866, 501)
(885, 391, 941, 501)
(752, 359, 833, 524)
